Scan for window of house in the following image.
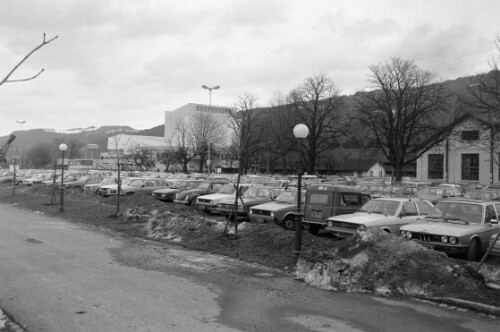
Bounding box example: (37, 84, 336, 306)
(461, 154, 479, 181)
(461, 130, 479, 141)
(428, 154, 444, 179)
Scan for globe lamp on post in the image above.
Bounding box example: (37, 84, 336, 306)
(59, 143, 67, 212)
(292, 124, 309, 256)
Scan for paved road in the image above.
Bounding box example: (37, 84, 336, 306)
(0, 203, 498, 332)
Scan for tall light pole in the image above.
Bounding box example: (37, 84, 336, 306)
(201, 85, 220, 105)
(59, 143, 67, 212)
(292, 124, 309, 256)
(202, 85, 220, 174)
(16, 121, 25, 168)
(16, 120, 26, 131)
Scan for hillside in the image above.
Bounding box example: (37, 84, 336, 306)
(0, 73, 478, 161)
(0, 125, 164, 160)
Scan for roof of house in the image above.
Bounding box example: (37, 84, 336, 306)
(334, 159, 385, 171)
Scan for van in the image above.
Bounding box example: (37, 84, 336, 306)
(302, 184, 371, 235)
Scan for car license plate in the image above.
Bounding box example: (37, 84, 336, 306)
(312, 211, 323, 219)
(421, 243, 434, 249)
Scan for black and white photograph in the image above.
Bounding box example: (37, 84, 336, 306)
(0, 1, 500, 331)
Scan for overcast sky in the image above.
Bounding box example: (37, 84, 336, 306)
(1, 0, 499, 137)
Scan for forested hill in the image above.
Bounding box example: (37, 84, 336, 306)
(0, 125, 164, 157)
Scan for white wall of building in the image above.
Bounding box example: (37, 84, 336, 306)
(416, 118, 497, 185)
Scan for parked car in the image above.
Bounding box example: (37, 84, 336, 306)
(42, 174, 79, 186)
(99, 177, 133, 197)
(400, 199, 500, 261)
(217, 186, 284, 219)
(325, 197, 433, 238)
(173, 179, 229, 206)
(248, 189, 306, 230)
(65, 175, 100, 191)
(379, 185, 419, 198)
(152, 180, 203, 202)
(110, 178, 170, 196)
(21, 173, 53, 185)
(302, 184, 371, 235)
(195, 183, 251, 214)
(84, 176, 118, 195)
(417, 186, 463, 204)
(465, 190, 500, 201)
(488, 232, 500, 257)
(356, 183, 386, 198)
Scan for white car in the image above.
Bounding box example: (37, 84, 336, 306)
(195, 183, 250, 214)
(325, 197, 433, 238)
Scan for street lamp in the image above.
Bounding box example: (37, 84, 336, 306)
(16, 121, 25, 168)
(16, 120, 26, 131)
(59, 143, 67, 212)
(292, 123, 309, 256)
(201, 85, 220, 105)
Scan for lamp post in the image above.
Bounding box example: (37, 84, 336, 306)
(16, 121, 25, 168)
(59, 143, 67, 212)
(201, 85, 220, 105)
(16, 120, 26, 131)
(292, 124, 309, 256)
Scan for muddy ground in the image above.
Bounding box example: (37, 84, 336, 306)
(0, 184, 499, 307)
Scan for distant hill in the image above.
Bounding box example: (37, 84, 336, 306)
(0, 125, 151, 159)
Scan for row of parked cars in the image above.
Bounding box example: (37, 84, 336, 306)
(3, 168, 499, 262)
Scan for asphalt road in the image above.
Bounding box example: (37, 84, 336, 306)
(0, 203, 498, 332)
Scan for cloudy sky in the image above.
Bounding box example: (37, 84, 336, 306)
(1, 0, 499, 137)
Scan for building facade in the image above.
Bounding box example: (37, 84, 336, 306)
(164, 103, 233, 143)
(416, 116, 498, 186)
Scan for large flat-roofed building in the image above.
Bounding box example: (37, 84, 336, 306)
(164, 103, 233, 142)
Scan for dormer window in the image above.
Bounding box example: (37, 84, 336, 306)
(461, 130, 479, 141)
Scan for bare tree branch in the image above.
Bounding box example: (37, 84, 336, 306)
(0, 33, 58, 86)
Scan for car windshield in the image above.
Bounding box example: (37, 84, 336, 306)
(420, 188, 444, 196)
(426, 202, 483, 224)
(358, 200, 400, 216)
(242, 187, 270, 198)
(275, 191, 299, 204)
(128, 179, 145, 187)
(186, 181, 202, 189)
(199, 182, 212, 190)
(218, 183, 237, 195)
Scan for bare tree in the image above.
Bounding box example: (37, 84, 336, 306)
(188, 112, 227, 172)
(170, 119, 197, 173)
(354, 58, 452, 181)
(225, 94, 265, 237)
(1, 33, 58, 87)
(125, 144, 155, 171)
(109, 134, 131, 217)
(288, 73, 344, 174)
(266, 93, 297, 174)
(26, 143, 53, 168)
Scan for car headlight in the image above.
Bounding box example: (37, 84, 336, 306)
(400, 230, 406, 237)
(441, 236, 448, 243)
(449, 237, 457, 244)
(249, 209, 254, 215)
(270, 212, 275, 218)
(327, 221, 332, 227)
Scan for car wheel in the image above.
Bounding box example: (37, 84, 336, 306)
(466, 238, 480, 261)
(189, 198, 196, 206)
(282, 216, 296, 231)
(308, 224, 320, 235)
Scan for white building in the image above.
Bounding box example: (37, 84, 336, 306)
(416, 115, 497, 186)
(164, 103, 233, 143)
